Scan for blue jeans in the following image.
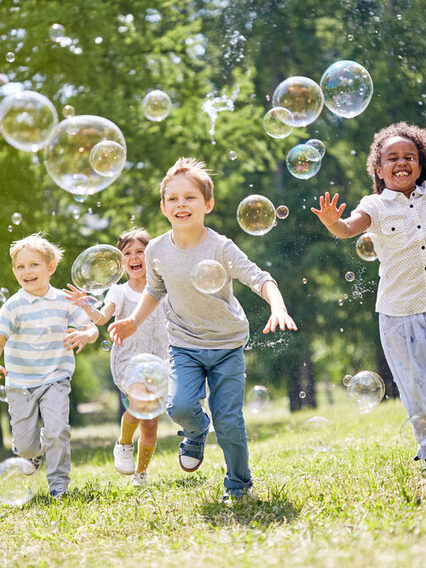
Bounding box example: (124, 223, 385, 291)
(167, 345, 252, 493)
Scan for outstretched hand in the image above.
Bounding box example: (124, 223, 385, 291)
(311, 192, 346, 227)
(263, 309, 298, 334)
(63, 283, 88, 306)
(108, 318, 137, 346)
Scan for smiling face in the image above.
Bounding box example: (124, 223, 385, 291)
(161, 174, 214, 229)
(121, 239, 147, 282)
(12, 247, 56, 296)
(376, 136, 422, 197)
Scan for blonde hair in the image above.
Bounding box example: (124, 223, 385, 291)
(10, 233, 64, 265)
(160, 157, 214, 202)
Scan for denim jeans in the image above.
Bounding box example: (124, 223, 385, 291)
(167, 345, 252, 493)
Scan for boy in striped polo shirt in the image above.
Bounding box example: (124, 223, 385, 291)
(0, 234, 98, 499)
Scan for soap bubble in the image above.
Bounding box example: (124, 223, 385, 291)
(0, 457, 39, 506)
(100, 340, 112, 352)
(0, 90, 58, 152)
(356, 233, 377, 261)
(286, 144, 322, 179)
(49, 23, 66, 43)
(141, 90, 171, 122)
(246, 385, 270, 414)
(346, 370, 385, 413)
(44, 115, 126, 197)
(320, 60, 373, 118)
(71, 244, 125, 294)
(0, 81, 24, 104)
(191, 260, 226, 294)
(5, 52, 15, 63)
(302, 277, 308, 284)
(299, 391, 306, 399)
(306, 138, 326, 159)
(30, 324, 53, 351)
(228, 150, 237, 161)
(263, 107, 294, 139)
(11, 212, 22, 225)
(89, 140, 126, 177)
(342, 374, 352, 387)
(345, 271, 355, 282)
(276, 205, 289, 220)
(0, 385, 7, 403)
(62, 104, 75, 118)
(272, 76, 324, 127)
(300, 416, 334, 452)
(237, 194, 276, 236)
(399, 414, 426, 457)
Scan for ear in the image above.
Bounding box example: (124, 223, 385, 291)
(160, 199, 167, 216)
(205, 197, 215, 214)
(47, 260, 57, 277)
(376, 166, 384, 180)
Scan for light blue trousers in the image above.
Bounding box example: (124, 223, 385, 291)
(167, 345, 252, 492)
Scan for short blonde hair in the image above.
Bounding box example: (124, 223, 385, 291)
(160, 157, 214, 202)
(10, 233, 64, 265)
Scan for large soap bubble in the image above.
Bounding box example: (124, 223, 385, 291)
(263, 107, 294, 139)
(191, 260, 227, 294)
(306, 138, 326, 159)
(300, 416, 334, 452)
(0, 81, 24, 104)
(320, 60, 373, 118)
(346, 370, 385, 413)
(141, 90, 172, 122)
(89, 140, 126, 177)
(0, 457, 39, 506)
(245, 385, 270, 414)
(272, 76, 324, 127)
(71, 244, 125, 294)
(44, 115, 126, 197)
(237, 194, 276, 236)
(356, 233, 378, 261)
(286, 144, 322, 179)
(0, 90, 58, 152)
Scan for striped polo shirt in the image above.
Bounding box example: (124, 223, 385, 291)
(0, 285, 90, 388)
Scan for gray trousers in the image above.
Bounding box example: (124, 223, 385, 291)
(7, 378, 71, 492)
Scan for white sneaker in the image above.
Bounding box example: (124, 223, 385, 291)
(113, 441, 135, 475)
(21, 456, 42, 476)
(132, 472, 148, 487)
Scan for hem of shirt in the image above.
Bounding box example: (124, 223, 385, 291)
(376, 308, 426, 317)
(5, 374, 72, 389)
(168, 340, 245, 350)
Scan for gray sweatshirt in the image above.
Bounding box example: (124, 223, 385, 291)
(145, 228, 276, 349)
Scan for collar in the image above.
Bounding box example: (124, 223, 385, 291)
(18, 285, 58, 304)
(381, 183, 425, 200)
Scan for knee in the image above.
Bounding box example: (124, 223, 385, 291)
(14, 439, 40, 459)
(167, 399, 195, 424)
(214, 415, 246, 443)
(43, 422, 70, 444)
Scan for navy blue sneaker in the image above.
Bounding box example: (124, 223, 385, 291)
(222, 488, 252, 503)
(50, 489, 69, 500)
(178, 430, 207, 472)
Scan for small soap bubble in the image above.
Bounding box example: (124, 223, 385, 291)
(97, 201, 101, 207)
(345, 271, 355, 282)
(11, 212, 22, 225)
(246, 385, 270, 414)
(302, 277, 308, 284)
(228, 150, 237, 161)
(5, 52, 15, 63)
(72, 207, 80, 220)
(191, 260, 226, 294)
(74, 194, 87, 204)
(299, 391, 306, 399)
(338, 298, 343, 306)
(141, 90, 171, 122)
(356, 233, 378, 261)
(71, 244, 125, 294)
(129, 215, 135, 224)
(0, 287, 9, 300)
(263, 107, 294, 139)
(286, 144, 322, 179)
(237, 194, 276, 236)
(306, 138, 326, 159)
(62, 104, 75, 118)
(272, 76, 324, 127)
(7, 225, 13, 232)
(276, 205, 289, 220)
(342, 374, 353, 387)
(0, 457, 39, 506)
(300, 417, 334, 452)
(49, 23, 65, 43)
(89, 140, 126, 177)
(346, 370, 385, 413)
(100, 340, 112, 352)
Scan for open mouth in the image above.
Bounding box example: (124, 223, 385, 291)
(175, 212, 191, 220)
(24, 277, 37, 283)
(130, 264, 143, 271)
(394, 171, 410, 178)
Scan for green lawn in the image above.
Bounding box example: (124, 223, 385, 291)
(0, 389, 424, 568)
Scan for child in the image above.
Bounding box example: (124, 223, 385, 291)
(0, 233, 98, 499)
(311, 122, 426, 461)
(108, 158, 297, 500)
(65, 228, 168, 486)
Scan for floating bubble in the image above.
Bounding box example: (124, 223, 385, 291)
(300, 416, 334, 452)
(346, 370, 385, 413)
(246, 385, 270, 414)
(62, 104, 75, 118)
(286, 144, 322, 179)
(0, 457, 39, 506)
(0, 290, 7, 306)
(49, 23, 66, 43)
(338, 298, 344, 306)
(202, 93, 234, 142)
(7, 225, 12, 232)
(141, 90, 171, 122)
(276, 205, 289, 220)
(356, 233, 378, 261)
(263, 107, 294, 139)
(191, 259, 226, 294)
(299, 391, 306, 399)
(272, 76, 324, 127)
(89, 140, 126, 177)
(399, 414, 426, 458)
(306, 138, 326, 159)
(5, 52, 15, 63)
(74, 194, 87, 204)
(0, 81, 24, 104)
(320, 60, 373, 119)
(302, 277, 307, 284)
(71, 244, 125, 294)
(44, 115, 126, 197)
(228, 150, 237, 161)
(30, 324, 53, 350)
(342, 374, 352, 387)
(0, 90, 58, 152)
(345, 271, 355, 282)
(11, 212, 22, 226)
(100, 340, 112, 352)
(0, 385, 7, 403)
(237, 194, 276, 236)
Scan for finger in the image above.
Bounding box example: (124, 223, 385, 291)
(337, 203, 347, 215)
(311, 207, 321, 215)
(324, 192, 330, 206)
(331, 193, 340, 207)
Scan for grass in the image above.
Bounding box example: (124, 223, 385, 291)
(0, 388, 424, 568)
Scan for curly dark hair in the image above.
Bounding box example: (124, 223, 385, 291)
(366, 122, 426, 194)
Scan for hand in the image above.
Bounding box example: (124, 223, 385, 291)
(63, 328, 91, 354)
(311, 192, 346, 227)
(63, 283, 89, 306)
(0, 365, 7, 378)
(108, 318, 137, 346)
(263, 308, 298, 334)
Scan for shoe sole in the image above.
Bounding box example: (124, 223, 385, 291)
(179, 456, 203, 472)
(115, 466, 135, 475)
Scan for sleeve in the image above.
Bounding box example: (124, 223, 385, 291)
(104, 284, 122, 317)
(0, 303, 14, 340)
(221, 238, 277, 297)
(354, 195, 377, 233)
(145, 244, 167, 302)
(68, 303, 91, 329)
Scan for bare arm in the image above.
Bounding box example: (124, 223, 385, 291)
(108, 290, 160, 346)
(261, 280, 298, 334)
(0, 334, 7, 377)
(311, 192, 371, 238)
(63, 284, 115, 325)
(63, 322, 99, 354)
